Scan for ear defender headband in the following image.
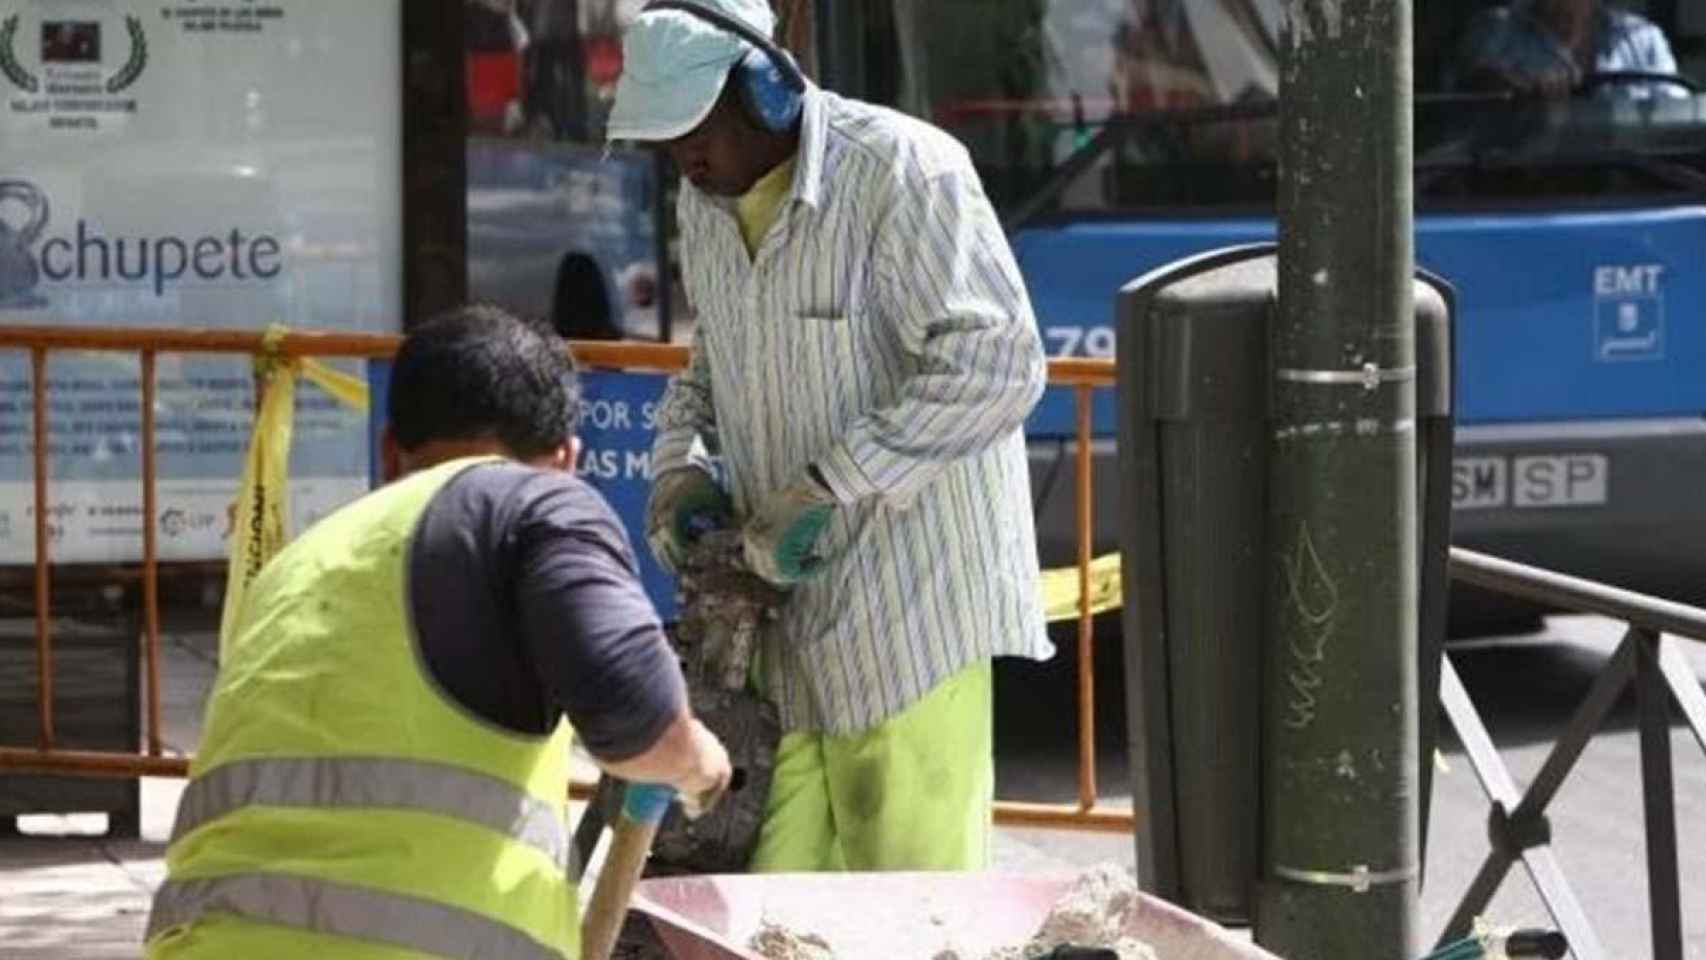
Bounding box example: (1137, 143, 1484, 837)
(643, 0, 806, 133)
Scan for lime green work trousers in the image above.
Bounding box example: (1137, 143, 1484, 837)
(749, 661, 993, 872)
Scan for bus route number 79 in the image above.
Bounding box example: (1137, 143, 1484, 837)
(1044, 325, 1116, 358)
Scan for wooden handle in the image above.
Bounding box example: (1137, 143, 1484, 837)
(579, 813, 663, 960)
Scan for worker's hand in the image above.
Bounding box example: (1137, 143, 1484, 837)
(621, 777, 722, 825)
(596, 711, 729, 812)
(646, 467, 733, 574)
(674, 719, 731, 821)
(742, 468, 837, 587)
(679, 780, 727, 822)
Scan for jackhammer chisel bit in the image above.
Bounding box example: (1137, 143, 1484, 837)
(575, 528, 786, 883)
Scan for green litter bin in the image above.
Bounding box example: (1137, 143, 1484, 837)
(1117, 243, 1455, 923)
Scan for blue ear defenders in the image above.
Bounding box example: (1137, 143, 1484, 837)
(642, 0, 806, 134)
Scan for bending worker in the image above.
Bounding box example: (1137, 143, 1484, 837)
(144, 304, 731, 959)
(612, 0, 1052, 871)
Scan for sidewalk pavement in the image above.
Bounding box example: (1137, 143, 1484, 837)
(0, 616, 1129, 959)
(12, 614, 1697, 958)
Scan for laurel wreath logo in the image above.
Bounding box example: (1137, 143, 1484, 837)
(0, 16, 41, 93)
(106, 17, 147, 94)
(0, 15, 146, 96)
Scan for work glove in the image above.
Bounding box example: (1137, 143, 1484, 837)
(646, 467, 733, 574)
(742, 467, 837, 587)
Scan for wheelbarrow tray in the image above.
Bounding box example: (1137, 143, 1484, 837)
(632, 872, 1284, 959)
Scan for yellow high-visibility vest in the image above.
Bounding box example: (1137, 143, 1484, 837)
(147, 457, 577, 960)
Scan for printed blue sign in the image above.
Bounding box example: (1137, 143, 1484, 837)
(367, 359, 391, 490)
(367, 363, 682, 620)
(573, 370, 679, 620)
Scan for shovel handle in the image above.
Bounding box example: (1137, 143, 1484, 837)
(579, 784, 673, 960)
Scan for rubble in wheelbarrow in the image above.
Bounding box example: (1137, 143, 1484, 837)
(740, 865, 1162, 960)
(749, 918, 837, 960)
(936, 865, 1160, 960)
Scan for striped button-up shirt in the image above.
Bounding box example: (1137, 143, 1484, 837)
(652, 85, 1054, 734)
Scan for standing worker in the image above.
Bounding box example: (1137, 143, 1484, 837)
(144, 305, 730, 960)
(611, 0, 1052, 872)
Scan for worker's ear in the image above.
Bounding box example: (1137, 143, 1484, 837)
(542, 439, 578, 474)
(380, 426, 403, 484)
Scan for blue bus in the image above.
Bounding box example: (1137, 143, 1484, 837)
(809, 0, 1706, 622)
(467, 0, 1706, 624)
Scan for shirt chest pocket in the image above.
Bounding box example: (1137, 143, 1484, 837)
(767, 233, 876, 350)
(785, 304, 857, 378)
(782, 205, 879, 322)
(789, 276, 856, 326)
(773, 258, 882, 426)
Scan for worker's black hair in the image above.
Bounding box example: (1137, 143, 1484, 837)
(388, 302, 580, 458)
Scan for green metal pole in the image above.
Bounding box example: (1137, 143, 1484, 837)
(1258, 2, 1418, 958)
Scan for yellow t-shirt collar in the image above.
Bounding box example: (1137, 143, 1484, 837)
(735, 156, 799, 257)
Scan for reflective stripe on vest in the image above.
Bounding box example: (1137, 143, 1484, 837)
(170, 756, 571, 871)
(147, 872, 567, 960)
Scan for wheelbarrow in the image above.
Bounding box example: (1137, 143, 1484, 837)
(628, 871, 1285, 959)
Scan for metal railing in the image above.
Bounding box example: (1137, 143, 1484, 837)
(0, 324, 1129, 834)
(1439, 547, 1706, 960)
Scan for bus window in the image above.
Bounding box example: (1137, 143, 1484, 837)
(1683, 1, 1706, 78)
(462, 0, 671, 342)
(834, 1, 1706, 611)
(860, 0, 1706, 217)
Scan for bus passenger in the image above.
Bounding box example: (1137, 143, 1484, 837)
(1456, 0, 1687, 99)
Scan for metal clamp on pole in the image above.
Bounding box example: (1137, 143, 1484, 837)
(1276, 363, 1418, 391)
(1273, 863, 1419, 895)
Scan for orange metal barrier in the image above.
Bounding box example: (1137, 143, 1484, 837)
(0, 324, 1129, 833)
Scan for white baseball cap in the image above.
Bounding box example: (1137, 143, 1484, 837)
(606, 0, 779, 142)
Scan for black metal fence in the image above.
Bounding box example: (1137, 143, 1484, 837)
(1438, 548, 1706, 960)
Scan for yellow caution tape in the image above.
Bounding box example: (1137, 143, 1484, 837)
(299, 355, 370, 410)
(1038, 552, 1124, 623)
(218, 325, 370, 655)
